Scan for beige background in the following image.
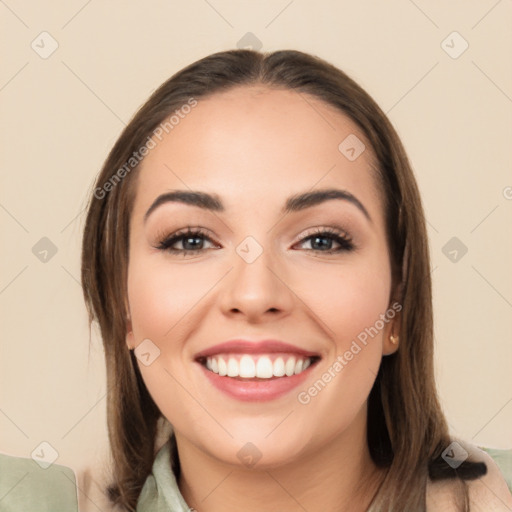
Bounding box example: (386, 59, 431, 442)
(1, 0, 511, 508)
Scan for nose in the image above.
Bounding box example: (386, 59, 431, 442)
(218, 243, 294, 323)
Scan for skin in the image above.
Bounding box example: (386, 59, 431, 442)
(125, 84, 403, 512)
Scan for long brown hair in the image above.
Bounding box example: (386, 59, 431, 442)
(81, 49, 486, 511)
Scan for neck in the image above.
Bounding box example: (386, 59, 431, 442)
(176, 406, 386, 512)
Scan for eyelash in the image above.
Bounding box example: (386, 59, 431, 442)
(156, 226, 355, 256)
(296, 227, 355, 253)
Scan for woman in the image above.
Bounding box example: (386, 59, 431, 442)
(81, 49, 511, 511)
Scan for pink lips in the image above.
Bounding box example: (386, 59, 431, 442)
(194, 339, 320, 360)
(194, 339, 320, 402)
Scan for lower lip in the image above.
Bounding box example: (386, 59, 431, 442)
(198, 362, 316, 402)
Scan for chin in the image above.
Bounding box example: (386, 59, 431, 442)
(192, 424, 313, 470)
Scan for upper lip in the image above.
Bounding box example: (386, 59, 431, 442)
(194, 339, 321, 360)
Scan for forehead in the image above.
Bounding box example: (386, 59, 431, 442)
(133, 85, 382, 219)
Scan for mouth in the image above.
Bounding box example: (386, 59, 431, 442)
(196, 353, 321, 380)
(193, 339, 322, 401)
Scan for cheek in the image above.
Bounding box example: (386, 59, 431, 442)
(292, 258, 392, 349)
(292, 257, 392, 425)
(127, 256, 216, 427)
(127, 256, 223, 341)
(336, 270, 391, 345)
(291, 253, 392, 407)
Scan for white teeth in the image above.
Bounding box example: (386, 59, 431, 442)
(239, 355, 256, 378)
(285, 357, 296, 377)
(256, 356, 273, 378)
(218, 357, 227, 376)
(273, 357, 285, 377)
(227, 358, 238, 377)
(204, 354, 314, 378)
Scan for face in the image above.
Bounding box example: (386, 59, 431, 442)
(126, 85, 399, 469)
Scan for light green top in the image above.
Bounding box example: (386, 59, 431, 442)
(135, 442, 512, 511)
(136, 440, 193, 512)
(481, 447, 512, 494)
(0, 452, 78, 512)
(1, 444, 510, 511)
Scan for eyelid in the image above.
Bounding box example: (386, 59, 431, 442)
(154, 226, 219, 251)
(296, 225, 352, 242)
(293, 226, 355, 252)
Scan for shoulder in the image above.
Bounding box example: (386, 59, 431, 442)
(426, 442, 512, 511)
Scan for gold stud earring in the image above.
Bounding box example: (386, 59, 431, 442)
(390, 334, 398, 345)
(127, 330, 134, 350)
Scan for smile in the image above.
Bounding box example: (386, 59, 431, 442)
(202, 354, 315, 379)
(194, 339, 321, 401)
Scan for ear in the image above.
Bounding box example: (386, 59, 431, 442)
(382, 301, 402, 356)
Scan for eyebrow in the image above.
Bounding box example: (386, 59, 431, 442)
(144, 188, 371, 223)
